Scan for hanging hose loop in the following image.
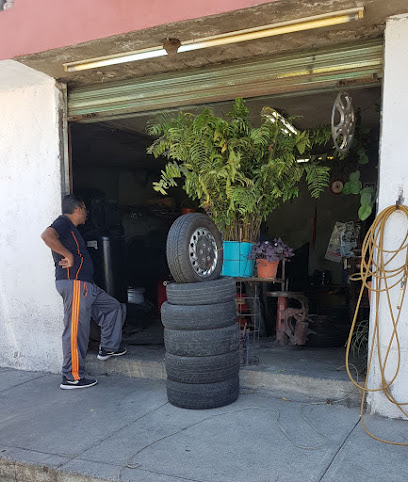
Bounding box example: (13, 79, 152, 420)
(347, 204, 408, 445)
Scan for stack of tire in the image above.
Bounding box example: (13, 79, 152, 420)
(162, 213, 239, 409)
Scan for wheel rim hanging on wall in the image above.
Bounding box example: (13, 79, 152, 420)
(331, 91, 355, 154)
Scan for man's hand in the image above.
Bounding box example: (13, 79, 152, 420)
(59, 253, 74, 269)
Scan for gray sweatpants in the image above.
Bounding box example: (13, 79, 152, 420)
(56, 280, 125, 381)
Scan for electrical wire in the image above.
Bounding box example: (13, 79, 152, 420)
(118, 405, 330, 480)
(337, 363, 359, 384)
(346, 204, 408, 445)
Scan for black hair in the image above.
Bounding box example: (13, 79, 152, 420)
(62, 194, 85, 214)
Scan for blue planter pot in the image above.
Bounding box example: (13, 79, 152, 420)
(221, 241, 255, 277)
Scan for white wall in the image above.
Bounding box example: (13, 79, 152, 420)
(367, 14, 408, 417)
(0, 61, 64, 373)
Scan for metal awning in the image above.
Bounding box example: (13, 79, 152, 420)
(68, 39, 383, 122)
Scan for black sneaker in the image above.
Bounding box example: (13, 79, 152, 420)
(60, 376, 97, 390)
(97, 346, 127, 361)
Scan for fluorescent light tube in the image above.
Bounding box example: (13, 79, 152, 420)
(63, 7, 364, 73)
(261, 107, 298, 135)
(65, 48, 167, 72)
(178, 8, 364, 53)
(263, 110, 298, 135)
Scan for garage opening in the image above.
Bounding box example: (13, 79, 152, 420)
(69, 84, 381, 375)
(70, 122, 178, 348)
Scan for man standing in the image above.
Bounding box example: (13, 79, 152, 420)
(41, 194, 126, 389)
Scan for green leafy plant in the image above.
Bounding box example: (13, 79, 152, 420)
(147, 98, 331, 241)
(340, 110, 378, 221)
(342, 170, 375, 221)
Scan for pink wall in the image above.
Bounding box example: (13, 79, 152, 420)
(0, 0, 275, 60)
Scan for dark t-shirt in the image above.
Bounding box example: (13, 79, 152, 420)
(50, 215, 94, 283)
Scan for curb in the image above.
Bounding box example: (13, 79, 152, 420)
(240, 370, 361, 402)
(0, 458, 102, 482)
(85, 350, 361, 403)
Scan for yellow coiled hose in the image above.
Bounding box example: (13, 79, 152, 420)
(346, 204, 408, 444)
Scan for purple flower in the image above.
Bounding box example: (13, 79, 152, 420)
(248, 238, 295, 263)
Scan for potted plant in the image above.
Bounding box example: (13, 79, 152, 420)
(146, 98, 330, 276)
(249, 238, 294, 278)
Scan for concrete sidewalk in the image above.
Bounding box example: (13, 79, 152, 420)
(1, 367, 407, 482)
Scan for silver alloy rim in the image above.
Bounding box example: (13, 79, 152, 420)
(188, 227, 218, 277)
(331, 91, 355, 154)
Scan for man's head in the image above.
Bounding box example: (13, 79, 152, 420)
(62, 194, 87, 226)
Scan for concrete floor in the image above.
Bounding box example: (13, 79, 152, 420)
(1, 366, 407, 482)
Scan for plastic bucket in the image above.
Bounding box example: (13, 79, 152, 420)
(127, 287, 145, 304)
(221, 241, 254, 277)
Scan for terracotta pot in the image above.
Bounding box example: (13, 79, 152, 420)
(256, 259, 279, 279)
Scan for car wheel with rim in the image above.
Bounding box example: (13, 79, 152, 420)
(166, 213, 223, 283)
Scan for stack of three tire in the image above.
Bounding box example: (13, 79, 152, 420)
(163, 213, 240, 409)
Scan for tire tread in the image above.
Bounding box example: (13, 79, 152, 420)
(165, 351, 240, 383)
(164, 324, 239, 356)
(161, 300, 237, 330)
(166, 277, 236, 305)
(166, 376, 239, 409)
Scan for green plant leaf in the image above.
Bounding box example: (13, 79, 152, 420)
(358, 204, 372, 221)
(304, 164, 330, 198)
(361, 192, 372, 205)
(296, 132, 308, 155)
(360, 186, 374, 194)
(349, 170, 361, 182)
(342, 182, 352, 195)
(358, 152, 369, 165)
(350, 181, 362, 194)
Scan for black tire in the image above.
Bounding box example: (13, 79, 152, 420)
(165, 351, 240, 383)
(166, 213, 223, 283)
(166, 376, 239, 409)
(161, 300, 237, 330)
(166, 277, 236, 306)
(164, 324, 239, 356)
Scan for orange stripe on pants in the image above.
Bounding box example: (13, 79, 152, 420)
(70, 280, 81, 380)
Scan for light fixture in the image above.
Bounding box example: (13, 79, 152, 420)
(63, 7, 364, 73)
(297, 155, 335, 164)
(64, 47, 168, 72)
(261, 107, 299, 135)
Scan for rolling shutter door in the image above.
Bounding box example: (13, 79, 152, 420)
(68, 39, 383, 122)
